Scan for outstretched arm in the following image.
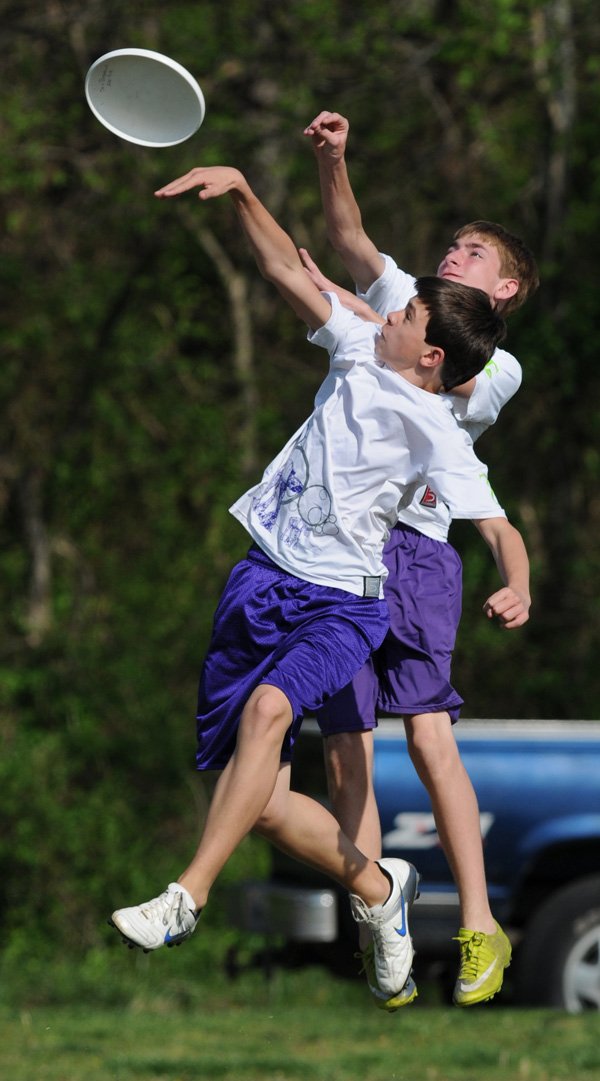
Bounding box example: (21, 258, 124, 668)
(473, 517, 531, 629)
(303, 111, 385, 293)
(155, 167, 331, 331)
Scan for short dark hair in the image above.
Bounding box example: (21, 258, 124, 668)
(453, 221, 539, 316)
(415, 275, 507, 392)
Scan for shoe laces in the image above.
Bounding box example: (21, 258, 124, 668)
(141, 888, 187, 927)
(351, 895, 396, 935)
(350, 895, 372, 923)
(454, 929, 487, 982)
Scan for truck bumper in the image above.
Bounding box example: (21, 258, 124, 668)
(231, 879, 339, 942)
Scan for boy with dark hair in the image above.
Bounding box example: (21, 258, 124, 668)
(110, 165, 525, 1006)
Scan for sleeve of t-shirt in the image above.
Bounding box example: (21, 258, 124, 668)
(426, 440, 507, 521)
(307, 292, 379, 369)
(447, 348, 522, 442)
(356, 254, 417, 316)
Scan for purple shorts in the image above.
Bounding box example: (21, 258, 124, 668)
(316, 525, 464, 735)
(195, 545, 389, 769)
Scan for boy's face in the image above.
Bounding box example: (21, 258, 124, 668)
(436, 234, 511, 304)
(375, 298, 432, 370)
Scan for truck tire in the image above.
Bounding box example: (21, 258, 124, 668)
(514, 874, 600, 1011)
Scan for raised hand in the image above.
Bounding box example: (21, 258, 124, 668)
(155, 166, 245, 201)
(303, 111, 349, 159)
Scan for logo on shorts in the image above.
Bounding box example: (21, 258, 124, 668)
(420, 486, 438, 508)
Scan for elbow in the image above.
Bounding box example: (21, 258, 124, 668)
(326, 225, 345, 252)
(327, 218, 366, 258)
(259, 261, 276, 284)
(327, 227, 357, 257)
(258, 256, 287, 284)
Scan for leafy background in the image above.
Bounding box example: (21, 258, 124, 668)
(1, 0, 598, 987)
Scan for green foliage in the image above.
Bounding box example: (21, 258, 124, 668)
(1, 0, 600, 968)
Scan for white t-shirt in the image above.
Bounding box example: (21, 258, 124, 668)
(358, 254, 522, 540)
(230, 294, 505, 598)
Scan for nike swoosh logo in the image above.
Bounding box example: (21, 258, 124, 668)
(394, 893, 407, 937)
(458, 958, 497, 993)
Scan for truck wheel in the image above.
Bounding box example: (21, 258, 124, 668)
(515, 874, 600, 1011)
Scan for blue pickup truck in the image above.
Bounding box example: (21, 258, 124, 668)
(232, 718, 600, 1012)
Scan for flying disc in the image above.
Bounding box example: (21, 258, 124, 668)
(85, 48, 205, 147)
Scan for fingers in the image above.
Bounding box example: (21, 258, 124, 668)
(299, 247, 331, 291)
(303, 110, 345, 134)
(154, 166, 240, 200)
(483, 589, 530, 629)
(302, 111, 349, 150)
(299, 247, 317, 271)
(154, 168, 208, 198)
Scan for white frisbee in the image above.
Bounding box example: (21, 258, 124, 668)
(85, 48, 205, 148)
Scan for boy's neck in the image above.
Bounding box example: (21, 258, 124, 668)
(392, 365, 442, 395)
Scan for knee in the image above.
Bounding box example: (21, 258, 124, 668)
(406, 714, 459, 783)
(254, 797, 284, 840)
(241, 684, 292, 744)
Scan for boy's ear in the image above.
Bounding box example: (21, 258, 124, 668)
(495, 278, 519, 303)
(422, 345, 445, 369)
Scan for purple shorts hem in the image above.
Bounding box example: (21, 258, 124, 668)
(196, 758, 228, 773)
(321, 717, 379, 736)
(378, 698, 463, 724)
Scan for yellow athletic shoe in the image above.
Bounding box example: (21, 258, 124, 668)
(358, 942, 418, 1012)
(453, 921, 512, 1006)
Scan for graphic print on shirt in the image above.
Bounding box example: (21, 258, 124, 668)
(483, 356, 500, 379)
(252, 421, 339, 546)
(420, 486, 438, 509)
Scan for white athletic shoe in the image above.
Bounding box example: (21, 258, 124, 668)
(350, 858, 420, 997)
(358, 941, 419, 1011)
(110, 882, 199, 952)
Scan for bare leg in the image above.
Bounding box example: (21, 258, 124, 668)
(178, 684, 292, 907)
(321, 730, 381, 950)
(255, 764, 393, 903)
(323, 730, 381, 858)
(404, 711, 496, 933)
(258, 751, 419, 1002)
(178, 685, 391, 910)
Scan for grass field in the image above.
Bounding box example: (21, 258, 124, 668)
(3, 968, 599, 1081)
